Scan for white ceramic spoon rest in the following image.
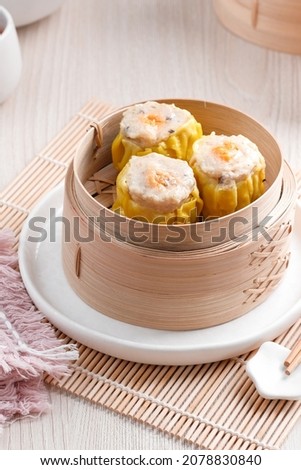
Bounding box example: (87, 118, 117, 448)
(246, 339, 301, 400)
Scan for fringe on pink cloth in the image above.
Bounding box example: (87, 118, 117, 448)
(0, 229, 78, 428)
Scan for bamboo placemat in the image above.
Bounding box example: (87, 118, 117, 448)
(1, 100, 301, 450)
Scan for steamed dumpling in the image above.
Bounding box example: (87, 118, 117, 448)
(190, 133, 266, 219)
(112, 152, 203, 224)
(112, 101, 202, 171)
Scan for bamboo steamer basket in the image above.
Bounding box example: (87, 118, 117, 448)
(213, 0, 301, 54)
(62, 99, 297, 331)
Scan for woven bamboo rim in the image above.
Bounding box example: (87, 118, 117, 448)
(62, 99, 296, 330)
(213, 0, 301, 54)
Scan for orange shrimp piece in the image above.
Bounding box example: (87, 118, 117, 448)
(146, 169, 177, 188)
(213, 141, 238, 161)
(143, 114, 166, 126)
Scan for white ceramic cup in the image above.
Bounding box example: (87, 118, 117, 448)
(0, 6, 22, 104)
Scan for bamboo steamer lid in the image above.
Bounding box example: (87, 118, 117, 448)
(213, 0, 301, 54)
(62, 99, 297, 331)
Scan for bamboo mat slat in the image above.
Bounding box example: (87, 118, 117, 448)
(1, 100, 301, 450)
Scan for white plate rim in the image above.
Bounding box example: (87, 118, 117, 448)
(18, 183, 301, 365)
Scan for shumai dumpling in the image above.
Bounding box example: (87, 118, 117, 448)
(190, 133, 266, 219)
(112, 152, 203, 224)
(112, 101, 203, 171)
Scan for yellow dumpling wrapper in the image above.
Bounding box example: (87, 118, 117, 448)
(112, 102, 203, 171)
(193, 169, 266, 219)
(112, 153, 203, 224)
(190, 134, 266, 219)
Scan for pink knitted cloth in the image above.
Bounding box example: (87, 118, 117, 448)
(0, 230, 78, 428)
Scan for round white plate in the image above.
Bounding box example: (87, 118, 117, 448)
(19, 183, 301, 365)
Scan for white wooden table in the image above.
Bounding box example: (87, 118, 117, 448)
(0, 0, 300, 450)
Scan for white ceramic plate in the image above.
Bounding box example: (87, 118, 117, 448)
(19, 183, 301, 365)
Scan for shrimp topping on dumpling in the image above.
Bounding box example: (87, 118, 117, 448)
(112, 101, 202, 171)
(120, 101, 192, 148)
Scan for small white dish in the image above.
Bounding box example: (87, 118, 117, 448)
(18, 183, 301, 365)
(246, 342, 301, 400)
